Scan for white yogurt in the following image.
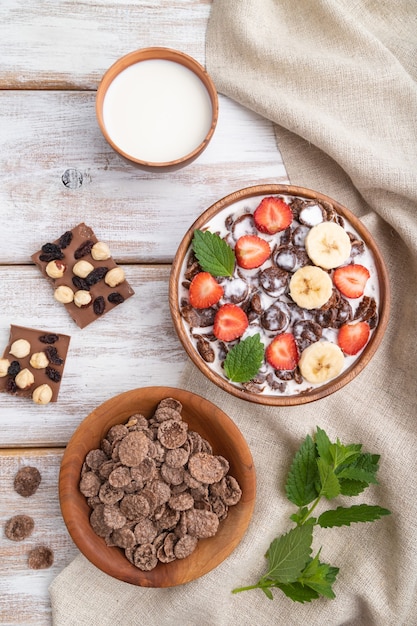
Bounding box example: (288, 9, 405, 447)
(102, 59, 213, 162)
(179, 194, 381, 397)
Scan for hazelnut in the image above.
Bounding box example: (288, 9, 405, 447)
(74, 290, 92, 308)
(15, 368, 35, 390)
(45, 260, 66, 279)
(104, 267, 125, 288)
(0, 358, 11, 377)
(32, 384, 53, 405)
(29, 352, 49, 369)
(54, 285, 74, 304)
(10, 339, 31, 358)
(91, 241, 111, 261)
(73, 260, 94, 278)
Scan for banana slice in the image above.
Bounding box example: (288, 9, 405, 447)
(299, 341, 345, 383)
(305, 221, 351, 269)
(289, 265, 333, 310)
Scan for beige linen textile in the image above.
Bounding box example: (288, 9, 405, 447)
(50, 1, 417, 624)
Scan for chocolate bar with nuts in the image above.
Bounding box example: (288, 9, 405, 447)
(31, 223, 135, 329)
(0, 325, 71, 404)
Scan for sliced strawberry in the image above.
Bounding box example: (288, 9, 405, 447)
(333, 264, 370, 299)
(213, 304, 249, 342)
(338, 321, 370, 355)
(189, 272, 223, 309)
(266, 333, 299, 370)
(253, 196, 293, 234)
(235, 235, 271, 269)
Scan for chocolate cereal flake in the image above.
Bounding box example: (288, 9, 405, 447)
(27, 546, 54, 570)
(5, 514, 35, 541)
(14, 466, 42, 497)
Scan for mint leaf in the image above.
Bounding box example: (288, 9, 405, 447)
(317, 457, 341, 500)
(317, 504, 391, 528)
(192, 230, 235, 277)
(297, 553, 339, 599)
(286, 435, 319, 507)
(275, 582, 319, 603)
(315, 427, 333, 465)
(329, 441, 362, 467)
(223, 334, 264, 382)
(263, 525, 313, 583)
(337, 479, 369, 497)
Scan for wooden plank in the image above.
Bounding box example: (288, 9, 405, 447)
(0, 264, 189, 447)
(0, 91, 286, 265)
(0, 0, 212, 89)
(0, 448, 79, 626)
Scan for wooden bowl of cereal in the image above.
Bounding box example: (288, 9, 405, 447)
(169, 184, 390, 406)
(59, 386, 256, 587)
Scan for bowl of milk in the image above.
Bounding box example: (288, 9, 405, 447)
(96, 48, 218, 171)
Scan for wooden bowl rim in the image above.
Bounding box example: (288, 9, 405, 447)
(59, 386, 256, 587)
(169, 184, 391, 406)
(95, 47, 218, 170)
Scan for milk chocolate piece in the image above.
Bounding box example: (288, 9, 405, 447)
(31, 223, 134, 328)
(0, 325, 70, 402)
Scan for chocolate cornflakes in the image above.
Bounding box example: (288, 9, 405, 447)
(79, 397, 242, 571)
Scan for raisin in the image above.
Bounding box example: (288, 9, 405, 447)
(44, 346, 64, 366)
(108, 292, 125, 304)
(72, 276, 90, 291)
(8, 360, 21, 377)
(38, 334, 59, 344)
(93, 296, 105, 315)
(46, 366, 62, 382)
(39, 243, 63, 262)
(74, 240, 94, 259)
(6, 378, 17, 393)
(58, 231, 73, 249)
(86, 267, 108, 286)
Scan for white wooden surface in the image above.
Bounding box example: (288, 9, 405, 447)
(0, 1, 287, 623)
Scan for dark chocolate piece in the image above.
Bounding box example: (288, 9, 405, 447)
(31, 223, 135, 329)
(0, 325, 70, 403)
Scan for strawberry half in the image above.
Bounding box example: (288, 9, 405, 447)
(254, 196, 293, 234)
(266, 333, 299, 370)
(235, 235, 271, 269)
(333, 264, 370, 299)
(338, 321, 370, 355)
(189, 272, 224, 309)
(213, 304, 249, 342)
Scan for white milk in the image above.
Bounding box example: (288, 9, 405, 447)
(102, 59, 213, 162)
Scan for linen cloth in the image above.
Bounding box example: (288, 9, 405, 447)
(50, 1, 417, 624)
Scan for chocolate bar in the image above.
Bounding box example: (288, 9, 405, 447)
(31, 223, 135, 328)
(0, 325, 71, 404)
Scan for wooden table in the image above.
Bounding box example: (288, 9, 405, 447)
(0, 1, 287, 623)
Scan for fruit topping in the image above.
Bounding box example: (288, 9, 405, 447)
(235, 235, 271, 269)
(333, 263, 370, 299)
(289, 266, 333, 310)
(188, 272, 224, 309)
(254, 196, 293, 234)
(305, 222, 351, 269)
(213, 304, 249, 342)
(337, 321, 370, 355)
(298, 341, 345, 383)
(266, 333, 299, 371)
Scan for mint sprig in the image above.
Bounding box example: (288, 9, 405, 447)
(192, 229, 235, 277)
(232, 427, 391, 603)
(223, 334, 264, 383)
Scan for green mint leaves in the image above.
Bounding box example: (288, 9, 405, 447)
(232, 427, 391, 603)
(192, 230, 235, 277)
(223, 334, 264, 383)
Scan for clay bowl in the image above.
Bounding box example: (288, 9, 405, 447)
(169, 184, 390, 406)
(96, 47, 218, 171)
(59, 386, 256, 587)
